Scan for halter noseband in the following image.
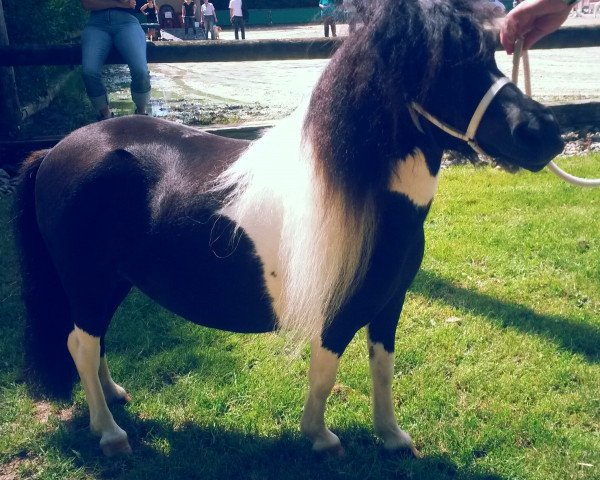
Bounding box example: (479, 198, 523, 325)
(409, 76, 511, 157)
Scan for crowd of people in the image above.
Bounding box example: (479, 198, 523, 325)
(80, 0, 585, 123)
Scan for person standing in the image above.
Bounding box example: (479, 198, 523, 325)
(343, 0, 357, 34)
(229, 0, 245, 40)
(140, 0, 160, 40)
(201, 0, 218, 40)
(182, 0, 197, 38)
(80, 0, 151, 120)
(319, 0, 337, 38)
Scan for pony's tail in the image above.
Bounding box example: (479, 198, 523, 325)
(14, 151, 77, 399)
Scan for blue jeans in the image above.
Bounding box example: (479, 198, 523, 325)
(203, 15, 215, 39)
(82, 9, 151, 113)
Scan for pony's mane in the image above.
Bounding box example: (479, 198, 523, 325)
(213, 0, 497, 340)
(304, 0, 497, 204)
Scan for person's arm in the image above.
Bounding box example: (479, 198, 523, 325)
(140, 3, 148, 14)
(229, 3, 234, 21)
(213, 4, 218, 22)
(500, 0, 575, 54)
(81, 0, 134, 11)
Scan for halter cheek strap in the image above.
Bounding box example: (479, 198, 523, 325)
(409, 76, 511, 157)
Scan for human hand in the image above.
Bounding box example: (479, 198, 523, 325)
(500, 0, 572, 54)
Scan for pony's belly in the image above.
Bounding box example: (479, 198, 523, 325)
(120, 212, 278, 334)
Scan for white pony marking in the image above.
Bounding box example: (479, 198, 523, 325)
(67, 327, 130, 456)
(368, 337, 418, 454)
(389, 148, 439, 207)
(300, 340, 342, 452)
(99, 356, 130, 404)
(214, 103, 376, 340)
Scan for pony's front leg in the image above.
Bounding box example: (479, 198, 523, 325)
(99, 355, 131, 404)
(67, 327, 131, 457)
(300, 338, 344, 456)
(367, 326, 420, 456)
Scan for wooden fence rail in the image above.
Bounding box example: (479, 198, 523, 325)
(1, 24, 599, 166)
(1, 25, 600, 66)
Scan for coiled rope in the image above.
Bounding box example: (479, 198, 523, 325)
(512, 38, 600, 187)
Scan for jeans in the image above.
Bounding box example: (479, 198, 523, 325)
(183, 16, 197, 34)
(81, 9, 151, 113)
(323, 15, 336, 37)
(232, 16, 245, 39)
(203, 15, 216, 39)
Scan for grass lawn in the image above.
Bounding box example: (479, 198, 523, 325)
(0, 154, 598, 480)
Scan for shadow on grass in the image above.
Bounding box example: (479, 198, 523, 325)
(49, 406, 503, 480)
(412, 270, 599, 362)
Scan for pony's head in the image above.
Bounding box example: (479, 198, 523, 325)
(305, 0, 564, 205)
(407, 0, 564, 172)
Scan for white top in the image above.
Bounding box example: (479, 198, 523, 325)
(229, 0, 243, 17)
(201, 2, 216, 16)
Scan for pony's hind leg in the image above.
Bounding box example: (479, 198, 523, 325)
(300, 339, 344, 456)
(99, 354, 131, 404)
(367, 331, 420, 456)
(68, 327, 131, 456)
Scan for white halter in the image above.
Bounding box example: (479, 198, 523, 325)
(409, 76, 511, 157)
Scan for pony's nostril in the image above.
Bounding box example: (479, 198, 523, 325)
(512, 116, 542, 143)
(512, 114, 563, 153)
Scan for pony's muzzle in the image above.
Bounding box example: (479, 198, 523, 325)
(511, 108, 564, 171)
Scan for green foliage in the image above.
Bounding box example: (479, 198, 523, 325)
(0, 155, 599, 479)
(3, 0, 87, 106)
(3, 0, 85, 44)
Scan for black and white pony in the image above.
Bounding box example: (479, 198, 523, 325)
(16, 0, 563, 457)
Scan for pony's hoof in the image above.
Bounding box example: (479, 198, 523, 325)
(314, 443, 345, 459)
(384, 443, 422, 458)
(307, 428, 343, 457)
(379, 429, 422, 457)
(101, 436, 132, 457)
(103, 384, 131, 404)
(109, 391, 132, 404)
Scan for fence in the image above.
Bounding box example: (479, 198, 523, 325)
(0, 25, 599, 166)
(1, 26, 600, 66)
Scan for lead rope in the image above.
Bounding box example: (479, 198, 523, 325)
(512, 38, 600, 187)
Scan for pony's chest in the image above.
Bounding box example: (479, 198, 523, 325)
(388, 148, 439, 207)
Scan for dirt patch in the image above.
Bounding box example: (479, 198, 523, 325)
(0, 458, 22, 480)
(33, 400, 76, 427)
(33, 401, 53, 424)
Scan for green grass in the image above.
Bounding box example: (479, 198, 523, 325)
(1, 155, 599, 480)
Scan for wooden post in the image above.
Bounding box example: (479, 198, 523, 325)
(0, 0, 21, 138)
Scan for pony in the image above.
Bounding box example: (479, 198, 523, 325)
(15, 0, 564, 458)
